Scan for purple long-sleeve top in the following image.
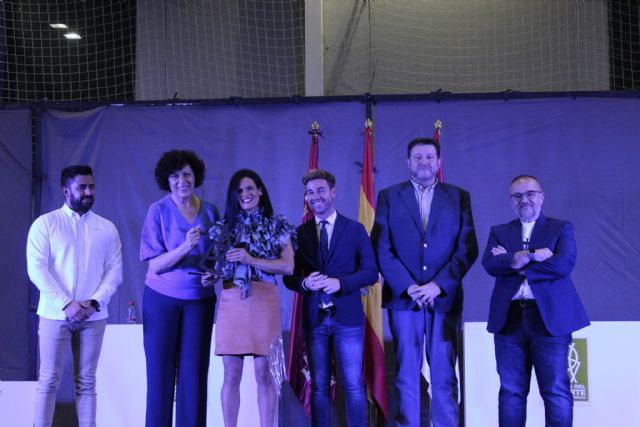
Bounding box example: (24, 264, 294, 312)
(140, 195, 219, 300)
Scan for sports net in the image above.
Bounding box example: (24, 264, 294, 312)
(324, 0, 639, 95)
(136, 0, 305, 100)
(1, 0, 136, 103)
(609, 0, 640, 89)
(0, 0, 638, 103)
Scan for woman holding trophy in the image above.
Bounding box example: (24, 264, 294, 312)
(209, 168, 295, 427)
(139, 149, 219, 427)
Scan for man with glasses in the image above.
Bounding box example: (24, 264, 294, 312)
(482, 175, 589, 427)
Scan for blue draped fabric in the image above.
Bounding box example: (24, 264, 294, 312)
(3, 96, 634, 390)
(38, 103, 367, 324)
(35, 98, 640, 326)
(1, 96, 636, 427)
(0, 109, 32, 379)
(374, 97, 640, 322)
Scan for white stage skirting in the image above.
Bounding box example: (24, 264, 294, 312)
(464, 321, 640, 427)
(2, 322, 638, 426)
(0, 324, 266, 427)
(96, 324, 265, 426)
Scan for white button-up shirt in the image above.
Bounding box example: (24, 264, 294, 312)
(314, 210, 337, 248)
(301, 211, 338, 292)
(512, 220, 535, 300)
(26, 204, 122, 320)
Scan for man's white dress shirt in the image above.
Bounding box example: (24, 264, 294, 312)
(512, 220, 536, 301)
(27, 204, 122, 320)
(314, 210, 337, 248)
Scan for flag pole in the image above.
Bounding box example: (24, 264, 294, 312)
(287, 121, 321, 417)
(434, 119, 443, 182)
(360, 118, 389, 425)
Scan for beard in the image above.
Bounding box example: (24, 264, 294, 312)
(411, 166, 436, 184)
(68, 194, 94, 213)
(310, 199, 328, 214)
(518, 204, 536, 221)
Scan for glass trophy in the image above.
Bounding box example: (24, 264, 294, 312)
(200, 222, 234, 279)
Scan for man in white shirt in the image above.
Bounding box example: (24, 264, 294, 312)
(26, 165, 122, 427)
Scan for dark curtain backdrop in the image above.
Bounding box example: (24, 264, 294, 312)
(38, 102, 367, 327)
(6, 96, 639, 386)
(37, 98, 640, 329)
(374, 97, 640, 323)
(0, 109, 32, 379)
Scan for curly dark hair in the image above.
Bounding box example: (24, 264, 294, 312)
(224, 169, 274, 227)
(154, 150, 206, 192)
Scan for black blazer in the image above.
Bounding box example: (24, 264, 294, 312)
(284, 212, 379, 328)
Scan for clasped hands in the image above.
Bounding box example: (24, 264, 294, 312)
(63, 300, 96, 323)
(225, 247, 254, 265)
(490, 245, 553, 270)
(408, 282, 441, 309)
(304, 272, 341, 294)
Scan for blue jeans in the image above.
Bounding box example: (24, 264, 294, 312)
(34, 317, 107, 427)
(143, 286, 216, 427)
(305, 313, 366, 427)
(388, 308, 460, 427)
(494, 301, 573, 427)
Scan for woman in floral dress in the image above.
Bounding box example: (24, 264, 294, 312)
(212, 169, 295, 427)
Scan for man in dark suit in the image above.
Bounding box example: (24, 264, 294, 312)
(371, 137, 478, 427)
(482, 175, 589, 427)
(284, 169, 378, 427)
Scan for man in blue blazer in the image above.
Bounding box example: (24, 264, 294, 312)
(482, 175, 589, 427)
(372, 138, 478, 427)
(284, 169, 378, 427)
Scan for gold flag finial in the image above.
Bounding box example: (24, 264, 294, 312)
(309, 121, 322, 138)
(434, 119, 442, 131)
(365, 118, 373, 128)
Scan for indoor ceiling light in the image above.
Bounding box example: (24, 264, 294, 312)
(50, 23, 68, 29)
(64, 32, 82, 40)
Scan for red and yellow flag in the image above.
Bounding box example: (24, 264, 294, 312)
(359, 119, 389, 419)
(287, 122, 320, 416)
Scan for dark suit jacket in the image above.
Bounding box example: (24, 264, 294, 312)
(482, 213, 590, 336)
(283, 212, 379, 328)
(371, 181, 478, 312)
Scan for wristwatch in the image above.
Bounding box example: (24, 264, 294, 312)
(90, 299, 101, 312)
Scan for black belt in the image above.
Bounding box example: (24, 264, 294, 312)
(512, 299, 537, 308)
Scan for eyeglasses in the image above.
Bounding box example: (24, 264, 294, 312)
(510, 190, 542, 201)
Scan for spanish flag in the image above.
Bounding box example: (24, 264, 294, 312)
(359, 119, 389, 420)
(288, 122, 320, 416)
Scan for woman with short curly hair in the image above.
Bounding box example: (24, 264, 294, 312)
(140, 149, 219, 427)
